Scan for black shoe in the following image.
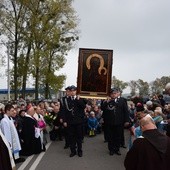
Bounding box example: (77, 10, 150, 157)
(109, 151, 114, 156)
(42, 148, 46, 152)
(78, 152, 83, 157)
(115, 151, 121, 155)
(42, 144, 46, 152)
(15, 157, 25, 164)
(70, 152, 76, 157)
(121, 145, 127, 148)
(64, 145, 69, 149)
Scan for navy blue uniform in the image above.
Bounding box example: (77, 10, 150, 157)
(62, 96, 86, 155)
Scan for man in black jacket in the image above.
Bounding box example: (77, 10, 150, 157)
(101, 87, 130, 156)
(60, 86, 71, 149)
(62, 85, 86, 157)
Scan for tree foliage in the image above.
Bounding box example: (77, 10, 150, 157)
(112, 76, 128, 92)
(0, 0, 79, 99)
(136, 79, 149, 96)
(112, 76, 170, 97)
(128, 80, 137, 96)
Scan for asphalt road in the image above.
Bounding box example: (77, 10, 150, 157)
(16, 131, 129, 170)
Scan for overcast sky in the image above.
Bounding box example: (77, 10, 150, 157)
(0, 0, 170, 92)
(60, 0, 170, 90)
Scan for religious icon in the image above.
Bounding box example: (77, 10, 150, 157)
(86, 53, 107, 75)
(77, 48, 113, 99)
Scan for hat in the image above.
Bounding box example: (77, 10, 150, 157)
(136, 102, 145, 112)
(110, 87, 119, 93)
(70, 85, 77, 91)
(146, 101, 153, 106)
(26, 104, 32, 111)
(65, 86, 71, 90)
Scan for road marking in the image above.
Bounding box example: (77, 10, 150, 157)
(29, 141, 52, 170)
(18, 155, 34, 170)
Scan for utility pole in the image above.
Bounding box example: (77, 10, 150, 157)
(7, 43, 10, 101)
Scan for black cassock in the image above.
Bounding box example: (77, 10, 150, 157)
(0, 135, 12, 170)
(20, 116, 42, 156)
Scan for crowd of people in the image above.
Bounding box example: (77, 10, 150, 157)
(0, 83, 170, 170)
(125, 82, 170, 170)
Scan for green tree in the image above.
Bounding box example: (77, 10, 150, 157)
(26, 0, 78, 99)
(0, 0, 79, 99)
(136, 79, 149, 96)
(160, 76, 170, 89)
(0, 0, 27, 99)
(150, 76, 170, 95)
(150, 78, 162, 94)
(128, 80, 137, 96)
(111, 76, 128, 92)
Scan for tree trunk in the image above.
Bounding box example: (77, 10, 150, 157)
(45, 82, 49, 99)
(35, 66, 39, 100)
(45, 55, 52, 99)
(14, 39, 18, 100)
(22, 42, 31, 99)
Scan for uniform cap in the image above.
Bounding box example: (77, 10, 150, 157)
(65, 86, 71, 90)
(70, 85, 77, 91)
(110, 87, 120, 93)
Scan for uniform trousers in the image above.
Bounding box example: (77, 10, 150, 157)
(64, 127, 70, 147)
(68, 124, 83, 153)
(107, 125, 123, 152)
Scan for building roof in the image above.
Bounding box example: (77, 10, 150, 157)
(0, 88, 36, 94)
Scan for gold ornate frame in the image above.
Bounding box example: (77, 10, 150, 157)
(77, 48, 113, 99)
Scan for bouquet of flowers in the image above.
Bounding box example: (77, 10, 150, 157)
(44, 112, 57, 128)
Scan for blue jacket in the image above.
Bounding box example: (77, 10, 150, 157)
(88, 117, 98, 129)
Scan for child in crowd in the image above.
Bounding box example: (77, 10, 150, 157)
(83, 104, 92, 136)
(87, 111, 98, 137)
(152, 107, 164, 133)
(93, 105, 103, 134)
